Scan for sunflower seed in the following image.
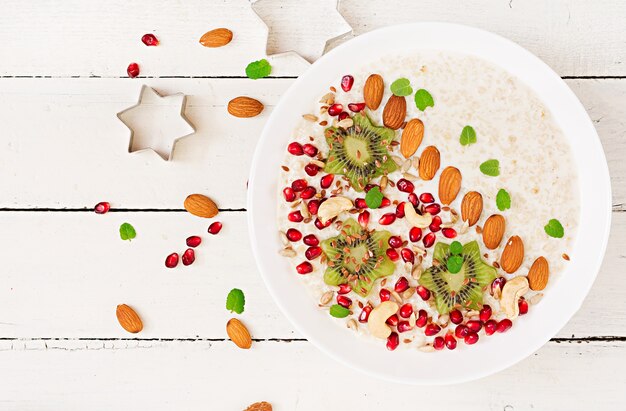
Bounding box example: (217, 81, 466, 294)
(303, 114, 318, 122)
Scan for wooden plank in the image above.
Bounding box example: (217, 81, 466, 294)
(0, 210, 623, 339)
(0, 78, 623, 209)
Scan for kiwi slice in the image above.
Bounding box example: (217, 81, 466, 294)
(321, 218, 395, 297)
(418, 241, 497, 314)
(324, 113, 397, 191)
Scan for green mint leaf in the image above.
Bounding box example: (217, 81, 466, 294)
(447, 255, 463, 274)
(496, 189, 511, 211)
(119, 222, 136, 241)
(544, 219, 565, 238)
(414, 89, 434, 111)
(329, 304, 350, 318)
(460, 125, 477, 146)
(365, 186, 384, 209)
(480, 159, 500, 177)
(390, 78, 413, 96)
(245, 59, 272, 80)
(226, 288, 246, 314)
(449, 241, 463, 256)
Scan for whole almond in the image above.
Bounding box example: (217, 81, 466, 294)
(438, 166, 462, 205)
(382, 95, 406, 130)
(228, 96, 264, 118)
(500, 235, 524, 274)
(199, 28, 233, 48)
(363, 74, 384, 110)
(418, 146, 440, 180)
(116, 304, 143, 334)
(245, 402, 272, 411)
(461, 191, 483, 226)
(528, 256, 550, 290)
(400, 119, 424, 158)
(226, 318, 252, 349)
(184, 194, 219, 218)
(482, 214, 506, 249)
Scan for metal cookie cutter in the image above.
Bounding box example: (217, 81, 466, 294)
(117, 85, 196, 161)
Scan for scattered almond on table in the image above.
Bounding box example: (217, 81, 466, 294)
(116, 304, 143, 334)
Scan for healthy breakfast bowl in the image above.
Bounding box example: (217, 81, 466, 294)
(247, 23, 611, 384)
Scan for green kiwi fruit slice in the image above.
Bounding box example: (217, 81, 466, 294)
(418, 241, 497, 314)
(323, 113, 397, 191)
(321, 218, 395, 296)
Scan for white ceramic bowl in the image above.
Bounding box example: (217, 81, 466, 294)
(247, 23, 611, 384)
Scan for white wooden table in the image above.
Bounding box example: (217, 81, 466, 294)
(1, 1, 625, 409)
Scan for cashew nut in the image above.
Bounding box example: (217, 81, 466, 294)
(367, 301, 399, 339)
(501, 276, 530, 319)
(404, 202, 432, 228)
(317, 196, 353, 223)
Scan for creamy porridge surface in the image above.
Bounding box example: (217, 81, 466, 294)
(277, 52, 579, 350)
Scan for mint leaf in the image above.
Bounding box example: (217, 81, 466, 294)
(365, 186, 384, 209)
(496, 189, 511, 211)
(414, 89, 434, 111)
(329, 304, 350, 318)
(460, 125, 477, 146)
(390, 78, 412, 96)
(226, 288, 246, 314)
(119, 223, 136, 241)
(447, 255, 463, 274)
(544, 219, 564, 238)
(480, 159, 500, 177)
(449, 241, 463, 256)
(245, 59, 272, 80)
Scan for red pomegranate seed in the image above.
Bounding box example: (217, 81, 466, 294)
(141, 33, 159, 46)
(338, 283, 352, 295)
(94, 201, 110, 214)
(455, 324, 469, 338)
(296, 261, 313, 274)
(341, 75, 354, 92)
(394, 276, 410, 293)
(491, 277, 506, 295)
(320, 174, 334, 189)
(425, 323, 441, 336)
(359, 305, 372, 323)
(300, 186, 316, 199)
(358, 210, 370, 228)
(379, 288, 391, 302)
(286, 228, 302, 242)
(497, 319, 513, 333)
(408, 227, 422, 242)
(401, 248, 415, 264)
(386, 314, 399, 326)
(386, 332, 400, 351)
(416, 285, 431, 300)
(307, 199, 320, 215)
(305, 246, 322, 260)
(283, 187, 296, 202)
(304, 163, 319, 176)
(416, 310, 428, 328)
(314, 217, 332, 230)
(288, 210, 304, 222)
(450, 309, 463, 325)
(419, 193, 435, 203)
(484, 319, 498, 335)
(186, 236, 202, 248)
(328, 103, 343, 116)
(287, 142, 304, 156)
(395, 202, 405, 218)
(423, 232, 436, 248)
(380, 197, 391, 208)
(291, 179, 307, 192)
(399, 303, 413, 318)
(338, 111, 349, 121)
(519, 297, 529, 315)
(433, 336, 445, 350)
(364, 184, 378, 193)
(464, 332, 479, 345)
(302, 144, 318, 157)
(348, 102, 366, 112)
(388, 236, 403, 248)
(429, 215, 442, 232)
(127, 62, 140, 78)
(467, 320, 483, 332)
(208, 222, 222, 235)
(386, 248, 400, 261)
(182, 248, 195, 266)
(337, 295, 352, 308)
(479, 305, 492, 322)
(165, 252, 179, 268)
(396, 178, 415, 193)
(445, 334, 457, 350)
(397, 321, 412, 333)
(355, 198, 367, 209)
(379, 213, 396, 225)
(424, 203, 441, 215)
(442, 227, 457, 238)
(303, 234, 319, 246)
(407, 193, 419, 207)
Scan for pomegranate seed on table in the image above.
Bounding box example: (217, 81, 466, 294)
(302, 143, 318, 157)
(283, 187, 296, 202)
(395, 202, 405, 218)
(484, 319, 498, 335)
(358, 305, 372, 323)
(307, 199, 320, 215)
(337, 295, 352, 309)
(355, 198, 367, 209)
(299, 186, 316, 199)
(379, 288, 391, 302)
(416, 285, 431, 301)
(429, 215, 442, 232)
(409, 226, 422, 242)
(479, 305, 492, 322)
(420, 192, 435, 203)
(186, 236, 202, 248)
(497, 319, 513, 333)
(94, 201, 110, 214)
(208, 221, 222, 235)
(182, 248, 195, 266)
(305, 246, 322, 260)
(320, 174, 334, 189)
(364, 184, 378, 193)
(519, 297, 529, 315)
(407, 193, 419, 207)
(433, 336, 445, 350)
(302, 234, 319, 246)
(127, 62, 140, 78)
(423, 232, 436, 248)
(416, 310, 428, 328)
(328, 103, 343, 116)
(358, 210, 370, 228)
(424, 203, 441, 215)
(337, 283, 352, 295)
(491, 277, 506, 295)
(348, 102, 366, 112)
(450, 309, 463, 325)
(338, 111, 350, 121)
(394, 276, 410, 293)
(386, 332, 400, 351)
(401, 248, 415, 264)
(287, 142, 304, 156)
(291, 179, 307, 192)
(442, 227, 457, 238)
(388, 235, 403, 248)
(397, 321, 412, 333)
(455, 324, 469, 338)
(396, 178, 415, 193)
(386, 314, 399, 326)
(379, 213, 396, 225)
(467, 320, 483, 332)
(286, 228, 302, 242)
(380, 197, 391, 208)
(341, 75, 354, 92)
(141, 33, 159, 46)
(464, 332, 479, 345)
(304, 163, 319, 176)
(425, 323, 441, 336)
(445, 334, 457, 350)
(314, 217, 332, 230)
(296, 261, 313, 274)
(165, 252, 179, 268)
(288, 210, 304, 222)
(386, 248, 400, 261)
(399, 303, 413, 318)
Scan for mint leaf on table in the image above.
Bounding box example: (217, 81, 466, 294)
(245, 59, 272, 79)
(226, 288, 246, 314)
(460, 125, 477, 146)
(414, 89, 434, 111)
(544, 219, 565, 238)
(390, 78, 413, 96)
(447, 255, 464, 274)
(365, 186, 384, 209)
(329, 304, 350, 318)
(480, 159, 500, 177)
(496, 189, 511, 211)
(119, 223, 136, 241)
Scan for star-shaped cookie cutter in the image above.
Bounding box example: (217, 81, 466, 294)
(117, 85, 196, 161)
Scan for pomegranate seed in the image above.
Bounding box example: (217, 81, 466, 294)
(386, 248, 400, 261)
(320, 174, 334, 189)
(398, 321, 413, 333)
(182, 248, 195, 266)
(288, 210, 304, 222)
(479, 305, 492, 322)
(491, 277, 506, 295)
(467, 320, 483, 332)
(497, 319, 513, 333)
(127, 62, 140, 78)
(186, 236, 202, 248)
(423, 232, 436, 248)
(425, 323, 441, 336)
(416, 285, 431, 300)
(379, 288, 391, 302)
(484, 319, 498, 335)
(305, 246, 322, 260)
(394, 276, 410, 293)
(424, 203, 441, 215)
(386, 332, 400, 351)
(338, 283, 352, 294)
(208, 222, 222, 235)
(388, 236, 403, 248)
(341, 75, 354, 92)
(303, 234, 319, 246)
(399, 303, 413, 318)
(291, 179, 307, 192)
(358, 305, 372, 323)
(296, 261, 313, 274)
(300, 186, 316, 199)
(141, 33, 159, 46)
(416, 310, 428, 328)
(445, 334, 457, 350)
(364, 184, 378, 192)
(287, 142, 304, 156)
(283, 187, 296, 202)
(379, 213, 396, 225)
(165, 253, 179, 268)
(407, 193, 419, 207)
(395, 202, 406, 218)
(358, 210, 370, 228)
(455, 324, 469, 338)
(286, 228, 302, 242)
(302, 144, 318, 157)
(94, 201, 110, 214)
(355, 198, 367, 209)
(396, 178, 415, 193)
(348, 102, 366, 112)
(328, 103, 343, 116)
(420, 193, 435, 203)
(314, 217, 332, 230)
(337, 295, 352, 309)
(464, 332, 479, 345)
(450, 310, 463, 324)
(338, 111, 349, 121)
(304, 163, 319, 176)
(519, 297, 529, 315)
(433, 336, 445, 350)
(386, 314, 399, 326)
(307, 199, 320, 215)
(429, 215, 442, 232)
(401, 248, 415, 264)
(408, 227, 422, 242)
(380, 197, 391, 208)
(442, 227, 457, 238)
